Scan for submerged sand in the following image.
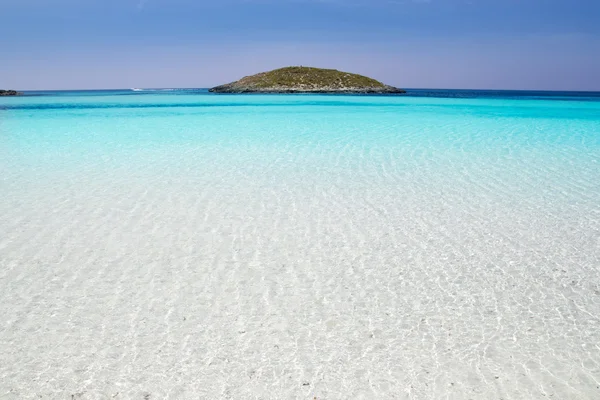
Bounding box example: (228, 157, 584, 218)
(1, 93, 599, 399)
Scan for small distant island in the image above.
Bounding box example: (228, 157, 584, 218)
(0, 90, 22, 96)
(209, 66, 405, 94)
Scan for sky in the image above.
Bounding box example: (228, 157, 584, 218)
(1, 0, 599, 91)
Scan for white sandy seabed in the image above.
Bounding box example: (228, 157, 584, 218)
(1, 95, 600, 399)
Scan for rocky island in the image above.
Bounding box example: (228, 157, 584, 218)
(0, 90, 22, 96)
(209, 66, 405, 94)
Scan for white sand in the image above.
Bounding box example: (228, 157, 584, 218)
(2, 151, 599, 399)
(1, 96, 599, 399)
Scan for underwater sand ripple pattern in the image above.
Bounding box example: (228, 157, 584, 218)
(1, 93, 600, 399)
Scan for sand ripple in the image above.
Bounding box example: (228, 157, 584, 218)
(1, 94, 600, 399)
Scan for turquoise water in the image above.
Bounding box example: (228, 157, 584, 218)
(1, 91, 600, 399)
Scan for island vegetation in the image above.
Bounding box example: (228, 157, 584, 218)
(209, 66, 405, 94)
(0, 90, 21, 96)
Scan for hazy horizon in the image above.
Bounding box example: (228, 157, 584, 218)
(2, 0, 600, 91)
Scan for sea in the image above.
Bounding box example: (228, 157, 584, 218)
(1, 89, 599, 399)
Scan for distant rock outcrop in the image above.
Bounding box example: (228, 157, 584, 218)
(0, 90, 21, 96)
(209, 66, 405, 94)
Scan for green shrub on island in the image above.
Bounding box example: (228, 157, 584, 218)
(210, 66, 405, 94)
(0, 90, 22, 96)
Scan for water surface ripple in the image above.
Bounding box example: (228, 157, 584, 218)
(1, 92, 599, 399)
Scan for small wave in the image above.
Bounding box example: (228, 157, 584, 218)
(130, 88, 186, 92)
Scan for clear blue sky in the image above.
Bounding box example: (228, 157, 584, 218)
(1, 0, 599, 90)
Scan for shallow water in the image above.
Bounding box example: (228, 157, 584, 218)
(1, 91, 600, 399)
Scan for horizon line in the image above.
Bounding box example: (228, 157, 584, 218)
(10, 87, 600, 94)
